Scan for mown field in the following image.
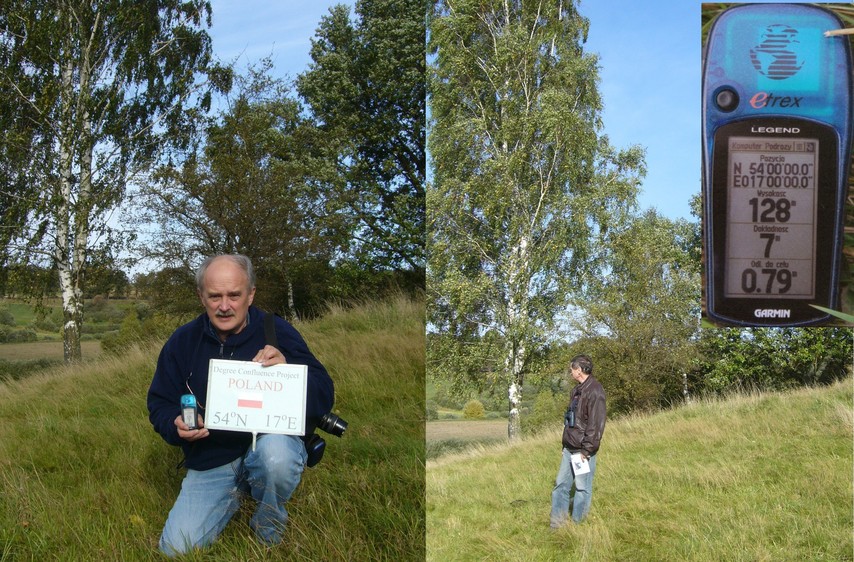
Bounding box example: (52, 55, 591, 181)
(0, 340, 102, 361)
(427, 378, 854, 561)
(0, 297, 425, 560)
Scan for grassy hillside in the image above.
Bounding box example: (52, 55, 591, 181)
(0, 297, 425, 560)
(427, 379, 853, 562)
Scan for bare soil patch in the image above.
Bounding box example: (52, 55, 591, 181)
(427, 420, 507, 442)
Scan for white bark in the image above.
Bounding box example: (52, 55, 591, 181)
(287, 279, 296, 320)
(506, 234, 530, 440)
(508, 379, 521, 439)
(56, 53, 83, 363)
(682, 373, 691, 404)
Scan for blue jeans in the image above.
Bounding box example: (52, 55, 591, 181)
(550, 448, 597, 526)
(159, 434, 307, 556)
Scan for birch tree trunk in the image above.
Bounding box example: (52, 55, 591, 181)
(58, 13, 96, 363)
(506, 234, 530, 439)
(287, 278, 296, 320)
(56, 54, 84, 363)
(506, 339, 526, 440)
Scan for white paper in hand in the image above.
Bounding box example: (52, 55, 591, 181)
(570, 453, 590, 475)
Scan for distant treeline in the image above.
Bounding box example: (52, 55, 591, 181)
(0, 261, 423, 321)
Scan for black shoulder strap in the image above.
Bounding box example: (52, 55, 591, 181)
(263, 312, 278, 349)
(265, 310, 319, 449)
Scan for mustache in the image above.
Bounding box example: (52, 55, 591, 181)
(215, 311, 235, 318)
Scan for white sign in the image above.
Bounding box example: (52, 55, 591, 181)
(204, 359, 308, 435)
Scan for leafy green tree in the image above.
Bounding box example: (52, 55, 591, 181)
(101, 309, 143, 355)
(137, 64, 344, 319)
(0, 0, 228, 362)
(2, 264, 58, 299)
(523, 390, 565, 436)
(428, 0, 645, 438)
(143, 267, 199, 318)
(571, 210, 701, 414)
(297, 0, 426, 277)
(0, 308, 14, 327)
(695, 327, 852, 392)
(84, 249, 130, 299)
(426, 400, 439, 421)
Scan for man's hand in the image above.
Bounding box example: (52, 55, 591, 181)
(175, 415, 209, 442)
(253, 344, 286, 367)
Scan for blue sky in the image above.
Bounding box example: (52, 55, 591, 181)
(582, 0, 700, 220)
(208, 0, 354, 84)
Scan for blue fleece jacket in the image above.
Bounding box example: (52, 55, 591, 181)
(147, 306, 334, 471)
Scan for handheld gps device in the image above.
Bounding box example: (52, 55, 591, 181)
(703, 4, 852, 326)
(180, 394, 198, 429)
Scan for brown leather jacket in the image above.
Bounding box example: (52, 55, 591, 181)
(561, 375, 606, 457)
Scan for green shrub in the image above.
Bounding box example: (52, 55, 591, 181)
(0, 358, 58, 382)
(86, 296, 127, 324)
(477, 390, 506, 412)
(140, 313, 183, 343)
(0, 326, 37, 343)
(426, 400, 439, 421)
(16, 328, 36, 343)
(32, 315, 59, 333)
(522, 391, 566, 435)
(80, 323, 120, 335)
(427, 439, 472, 459)
(100, 310, 143, 355)
(463, 399, 485, 419)
(0, 308, 15, 327)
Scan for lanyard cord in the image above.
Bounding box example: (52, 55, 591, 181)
(184, 330, 206, 410)
(184, 319, 240, 410)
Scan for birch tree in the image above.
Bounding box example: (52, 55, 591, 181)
(0, 0, 226, 362)
(428, 0, 644, 438)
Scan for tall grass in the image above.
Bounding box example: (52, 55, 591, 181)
(0, 296, 425, 560)
(427, 379, 853, 561)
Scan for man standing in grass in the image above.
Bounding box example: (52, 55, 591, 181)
(147, 254, 334, 556)
(550, 354, 606, 527)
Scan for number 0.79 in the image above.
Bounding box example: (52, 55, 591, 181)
(741, 267, 793, 294)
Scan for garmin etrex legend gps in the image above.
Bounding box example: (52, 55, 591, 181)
(702, 3, 852, 326)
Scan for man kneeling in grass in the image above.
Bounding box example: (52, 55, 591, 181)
(550, 354, 606, 527)
(147, 254, 334, 556)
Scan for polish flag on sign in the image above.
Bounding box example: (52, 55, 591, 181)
(237, 392, 263, 409)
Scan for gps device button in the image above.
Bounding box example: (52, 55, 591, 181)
(715, 88, 739, 112)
